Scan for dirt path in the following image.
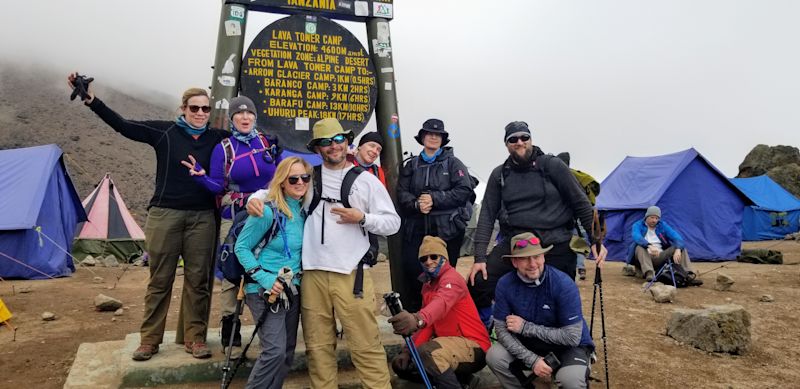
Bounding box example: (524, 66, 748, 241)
(1, 241, 799, 388)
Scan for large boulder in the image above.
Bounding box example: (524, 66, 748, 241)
(650, 284, 676, 303)
(666, 304, 751, 354)
(737, 145, 800, 197)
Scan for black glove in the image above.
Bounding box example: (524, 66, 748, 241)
(388, 310, 418, 336)
(69, 74, 94, 101)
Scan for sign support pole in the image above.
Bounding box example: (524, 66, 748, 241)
(366, 18, 406, 296)
(210, 2, 249, 130)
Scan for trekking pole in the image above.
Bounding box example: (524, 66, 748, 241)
(384, 292, 433, 389)
(221, 278, 246, 389)
(590, 210, 610, 389)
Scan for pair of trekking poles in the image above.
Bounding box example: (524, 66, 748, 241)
(220, 273, 293, 389)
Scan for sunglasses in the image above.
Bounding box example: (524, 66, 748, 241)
(187, 105, 211, 113)
(506, 134, 531, 144)
(418, 254, 441, 262)
(515, 236, 540, 248)
(287, 174, 311, 185)
(317, 134, 347, 147)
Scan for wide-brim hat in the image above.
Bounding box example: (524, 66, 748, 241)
(306, 118, 354, 152)
(502, 232, 553, 259)
(414, 118, 450, 146)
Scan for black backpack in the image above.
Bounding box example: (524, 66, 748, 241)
(656, 262, 691, 288)
(307, 165, 378, 297)
(216, 202, 286, 285)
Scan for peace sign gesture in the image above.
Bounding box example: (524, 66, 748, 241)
(180, 154, 206, 176)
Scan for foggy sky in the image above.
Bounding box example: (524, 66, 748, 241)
(2, 0, 799, 183)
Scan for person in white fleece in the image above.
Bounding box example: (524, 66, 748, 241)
(247, 118, 400, 389)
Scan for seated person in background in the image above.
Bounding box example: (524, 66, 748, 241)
(630, 205, 700, 284)
(389, 236, 490, 389)
(486, 233, 594, 389)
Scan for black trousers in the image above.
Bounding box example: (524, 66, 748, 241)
(468, 236, 576, 308)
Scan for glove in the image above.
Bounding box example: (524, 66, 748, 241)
(392, 348, 412, 372)
(388, 310, 418, 336)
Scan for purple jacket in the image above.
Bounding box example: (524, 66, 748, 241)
(194, 134, 282, 215)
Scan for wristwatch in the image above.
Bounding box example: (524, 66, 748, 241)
(358, 214, 367, 226)
(414, 313, 425, 329)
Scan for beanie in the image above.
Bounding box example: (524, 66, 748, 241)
(418, 236, 448, 261)
(504, 121, 531, 141)
(645, 206, 661, 219)
(359, 131, 384, 148)
(229, 96, 257, 120)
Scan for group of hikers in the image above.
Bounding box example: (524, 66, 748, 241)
(68, 73, 668, 389)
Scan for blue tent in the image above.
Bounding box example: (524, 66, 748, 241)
(730, 176, 800, 241)
(0, 144, 87, 279)
(596, 148, 748, 262)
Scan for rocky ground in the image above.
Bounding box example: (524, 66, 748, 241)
(1, 240, 799, 389)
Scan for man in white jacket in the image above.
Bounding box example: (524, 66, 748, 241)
(247, 118, 400, 388)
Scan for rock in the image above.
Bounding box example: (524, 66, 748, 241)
(82, 256, 97, 266)
(715, 273, 735, 291)
(666, 304, 751, 354)
(114, 308, 124, 316)
(103, 255, 120, 267)
(70, 135, 80, 141)
(132, 258, 145, 267)
(622, 264, 637, 277)
(759, 294, 775, 303)
(92, 276, 104, 284)
(94, 294, 123, 311)
(377, 253, 388, 263)
(111, 317, 117, 322)
(737, 144, 800, 197)
(650, 284, 677, 303)
(41, 312, 56, 321)
(176, 267, 184, 276)
(18, 286, 32, 293)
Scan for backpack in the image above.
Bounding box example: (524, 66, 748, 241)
(216, 202, 286, 285)
(571, 169, 600, 205)
(656, 262, 691, 288)
(308, 165, 378, 297)
(221, 133, 280, 192)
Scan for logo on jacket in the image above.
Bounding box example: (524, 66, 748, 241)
(445, 283, 452, 288)
(542, 304, 551, 310)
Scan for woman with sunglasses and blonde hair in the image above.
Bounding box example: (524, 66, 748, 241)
(180, 95, 282, 359)
(67, 73, 229, 361)
(234, 156, 311, 389)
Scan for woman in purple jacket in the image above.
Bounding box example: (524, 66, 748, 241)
(182, 95, 282, 359)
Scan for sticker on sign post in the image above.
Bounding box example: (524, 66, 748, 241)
(373, 3, 393, 18)
(230, 6, 245, 19)
(224, 20, 242, 36)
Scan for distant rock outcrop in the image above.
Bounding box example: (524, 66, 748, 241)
(737, 144, 800, 197)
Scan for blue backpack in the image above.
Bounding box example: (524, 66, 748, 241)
(217, 202, 286, 285)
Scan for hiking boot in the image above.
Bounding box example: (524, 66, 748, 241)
(186, 341, 212, 359)
(462, 374, 481, 389)
(578, 268, 587, 280)
(644, 270, 654, 282)
(224, 345, 243, 360)
(132, 344, 159, 361)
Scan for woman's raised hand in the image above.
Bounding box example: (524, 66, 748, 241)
(180, 154, 206, 176)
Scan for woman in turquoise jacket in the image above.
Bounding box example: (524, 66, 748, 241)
(234, 156, 311, 389)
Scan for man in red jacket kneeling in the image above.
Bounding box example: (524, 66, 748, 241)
(389, 236, 491, 388)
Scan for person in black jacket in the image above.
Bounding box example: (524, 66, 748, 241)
(68, 73, 228, 361)
(397, 118, 474, 311)
(467, 121, 608, 329)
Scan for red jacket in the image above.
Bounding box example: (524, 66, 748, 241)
(350, 156, 387, 188)
(413, 263, 491, 352)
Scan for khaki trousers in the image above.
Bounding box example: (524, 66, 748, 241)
(634, 246, 694, 277)
(141, 207, 216, 345)
(301, 269, 391, 389)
